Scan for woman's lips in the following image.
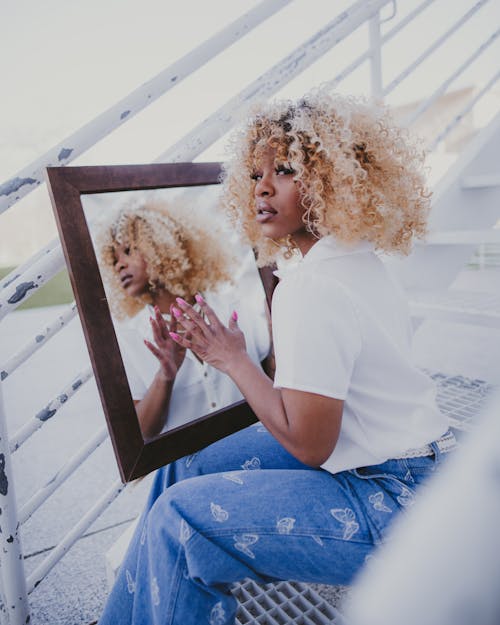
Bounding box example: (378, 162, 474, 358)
(121, 274, 133, 287)
(256, 203, 277, 223)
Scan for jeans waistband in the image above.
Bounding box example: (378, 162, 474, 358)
(394, 430, 458, 459)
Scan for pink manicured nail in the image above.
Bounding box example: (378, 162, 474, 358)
(172, 307, 182, 318)
(231, 310, 238, 321)
(169, 332, 181, 341)
(154, 305, 160, 314)
(176, 297, 188, 307)
(195, 293, 205, 304)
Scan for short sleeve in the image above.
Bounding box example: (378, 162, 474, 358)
(271, 271, 361, 399)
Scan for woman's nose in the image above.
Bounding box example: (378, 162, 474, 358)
(255, 172, 274, 197)
(115, 254, 126, 271)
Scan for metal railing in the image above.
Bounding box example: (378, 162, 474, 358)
(1, 1, 499, 622)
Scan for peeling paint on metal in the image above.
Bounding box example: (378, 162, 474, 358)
(35, 335, 45, 343)
(72, 380, 82, 391)
(120, 110, 130, 120)
(0, 177, 37, 197)
(6, 535, 13, 543)
(0, 455, 8, 495)
(171, 75, 178, 82)
(58, 394, 68, 403)
(57, 148, 73, 161)
(0, 371, 7, 381)
(7, 281, 36, 304)
(36, 407, 57, 422)
(1, 274, 20, 289)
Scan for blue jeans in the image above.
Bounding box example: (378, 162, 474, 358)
(99, 424, 444, 625)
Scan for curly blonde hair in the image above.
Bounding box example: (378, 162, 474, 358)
(96, 198, 234, 319)
(221, 91, 431, 265)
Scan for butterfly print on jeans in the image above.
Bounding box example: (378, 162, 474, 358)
(330, 508, 360, 540)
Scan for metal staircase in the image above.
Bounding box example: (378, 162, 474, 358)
(1, 1, 499, 623)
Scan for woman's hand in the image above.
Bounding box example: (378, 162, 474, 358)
(170, 295, 247, 373)
(144, 305, 187, 381)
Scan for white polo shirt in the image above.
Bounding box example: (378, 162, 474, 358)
(272, 235, 448, 475)
(115, 288, 270, 433)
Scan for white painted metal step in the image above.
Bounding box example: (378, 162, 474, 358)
(422, 229, 500, 245)
(408, 288, 500, 328)
(461, 173, 500, 189)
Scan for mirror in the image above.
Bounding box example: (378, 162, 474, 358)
(45, 163, 277, 482)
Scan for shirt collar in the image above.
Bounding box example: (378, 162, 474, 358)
(274, 236, 374, 279)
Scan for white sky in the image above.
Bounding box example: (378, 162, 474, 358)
(0, 0, 499, 261)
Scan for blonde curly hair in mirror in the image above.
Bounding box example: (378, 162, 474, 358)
(221, 90, 431, 266)
(95, 198, 235, 319)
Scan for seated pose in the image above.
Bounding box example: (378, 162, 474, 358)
(99, 92, 455, 625)
(96, 199, 270, 437)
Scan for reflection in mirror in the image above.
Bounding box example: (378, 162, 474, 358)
(81, 186, 271, 442)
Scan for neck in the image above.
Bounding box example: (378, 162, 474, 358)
(292, 230, 318, 257)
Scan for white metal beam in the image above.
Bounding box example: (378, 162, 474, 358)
(0, 0, 292, 215)
(155, 0, 393, 163)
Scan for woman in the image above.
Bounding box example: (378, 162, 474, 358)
(96, 198, 270, 437)
(99, 92, 455, 625)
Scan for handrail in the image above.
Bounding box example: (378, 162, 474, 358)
(26, 478, 125, 594)
(0, 0, 291, 216)
(0, 303, 77, 381)
(383, 0, 490, 96)
(19, 426, 109, 524)
(0, 236, 60, 291)
(10, 366, 93, 453)
(0, 384, 29, 624)
(404, 27, 500, 127)
(323, 0, 437, 93)
(155, 0, 393, 163)
(0, 245, 65, 321)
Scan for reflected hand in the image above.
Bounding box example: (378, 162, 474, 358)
(170, 295, 246, 373)
(144, 305, 187, 381)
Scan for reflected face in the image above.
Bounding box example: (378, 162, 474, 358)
(113, 244, 149, 298)
(252, 148, 307, 242)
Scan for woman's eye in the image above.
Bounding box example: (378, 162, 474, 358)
(124, 247, 130, 255)
(250, 172, 262, 181)
(275, 167, 295, 176)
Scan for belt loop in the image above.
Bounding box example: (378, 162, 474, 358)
(430, 440, 442, 464)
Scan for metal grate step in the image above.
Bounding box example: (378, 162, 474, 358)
(233, 580, 344, 625)
(429, 370, 497, 432)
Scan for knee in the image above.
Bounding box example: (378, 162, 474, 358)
(147, 481, 196, 545)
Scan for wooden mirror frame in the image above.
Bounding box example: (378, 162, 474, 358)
(45, 162, 278, 482)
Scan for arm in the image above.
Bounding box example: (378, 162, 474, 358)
(135, 306, 186, 439)
(171, 298, 343, 467)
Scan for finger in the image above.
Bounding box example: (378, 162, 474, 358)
(168, 331, 194, 351)
(169, 305, 178, 334)
(228, 309, 238, 330)
(149, 316, 166, 347)
(175, 298, 214, 339)
(144, 339, 162, 360)
(154, 306, 169, 341)
(174, 313, 207, 341)
(194, 293, 225, 331)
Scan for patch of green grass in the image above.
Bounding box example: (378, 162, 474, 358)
(0, 266, 74, 310)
